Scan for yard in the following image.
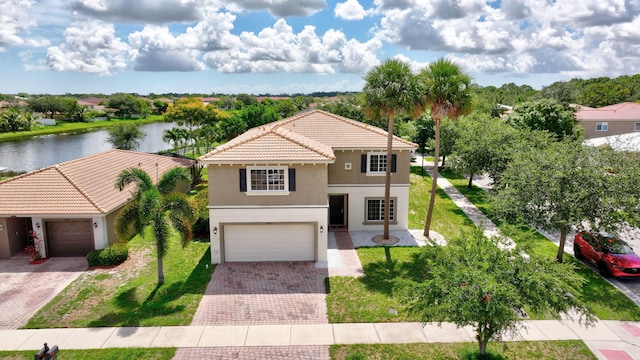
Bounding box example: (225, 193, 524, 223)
(326, 168, 640, 324)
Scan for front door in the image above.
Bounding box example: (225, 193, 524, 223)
(329, 195, 347, 228)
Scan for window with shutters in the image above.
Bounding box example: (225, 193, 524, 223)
(362, 153, 396, 176)
(240, 167, 295, 194)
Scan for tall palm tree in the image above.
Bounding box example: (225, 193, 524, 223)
(163, 127, 183, 154)
(363, 58, 425, 241)
(421, 58, 473, 237)
(114, 167, 196, 285)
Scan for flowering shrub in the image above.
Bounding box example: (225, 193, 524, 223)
(25, 230, 43, 261)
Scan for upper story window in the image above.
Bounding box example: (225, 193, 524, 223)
(361, 153, 397, 175)
(635, 122, 640, 131)
(596, 122, 608, 131)
(239, 167, 295, 194)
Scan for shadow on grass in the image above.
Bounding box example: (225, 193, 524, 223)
(359, 247, 426, 296)
(86, 248, 214, 327)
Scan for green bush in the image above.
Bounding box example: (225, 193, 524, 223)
(191, 185, 210, 237)
(86, 243, 129, 266)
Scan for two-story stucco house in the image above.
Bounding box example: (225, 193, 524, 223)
(198, 110, 417, 265)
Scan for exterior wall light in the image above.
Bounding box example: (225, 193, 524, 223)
(320, 225, 323, 233)
(94, 222, 98, 228)
(36, 222, 40, 229)
(213, 227, 218, 235)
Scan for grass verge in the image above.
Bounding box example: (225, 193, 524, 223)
(0, 348, 175, 360)
(23, 232, 213, 328)
(0, 116, 163, 143)
(330, 341, 596, 360)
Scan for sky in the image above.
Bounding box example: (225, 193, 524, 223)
(1, 0, 639, 95)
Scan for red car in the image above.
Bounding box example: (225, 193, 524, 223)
(573, 230, 640, 278)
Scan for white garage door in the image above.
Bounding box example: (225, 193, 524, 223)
(223, 223, 315, 262)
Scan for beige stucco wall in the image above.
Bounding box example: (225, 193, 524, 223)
(581, 120, 640, 139)
(208, 164, 329, 206)
(329, 150, 412, 185)
(0, 217, 30, 259)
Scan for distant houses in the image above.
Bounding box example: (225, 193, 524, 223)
(576, 102, 640, 139)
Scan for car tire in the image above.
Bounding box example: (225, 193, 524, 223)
(599, 262, 611, 278)
(573, 244, 583, 260)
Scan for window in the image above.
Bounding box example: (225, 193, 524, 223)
(239, 167, 295, 193)
(635, 122, 640, 131)
(366, 198, 395, 222)
(361, 153, 397, 175)
(596, 122, 608, 131)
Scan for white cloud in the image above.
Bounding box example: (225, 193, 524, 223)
(203, 19, 381, 74)
(46, 20, 129, 75)
(335, 0, 369, 21)
(129, 26, 206, 71)
(70, 0, 205, 23)
(177, 11, 239, 51)
(0, 0, 43, 50)
(224, 0, 327, 17)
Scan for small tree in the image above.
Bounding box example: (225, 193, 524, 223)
(394, 227, 594, 358)
(114, 167, 196, 285)
(106, 123, 146, 150)
(507, 99, 581, 141)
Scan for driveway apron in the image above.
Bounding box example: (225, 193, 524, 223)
(191, 262, 328, 326)
(0, 257, 88, 329)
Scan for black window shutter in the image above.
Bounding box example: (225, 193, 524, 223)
(288, 168, 296, 191)
(391, 154, 397, 173)
(361, 154, 367, 173)
(239, 168, 247, 192)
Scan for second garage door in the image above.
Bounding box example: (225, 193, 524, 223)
(223, 223, 315, 262)
(45, 219, 95, 257)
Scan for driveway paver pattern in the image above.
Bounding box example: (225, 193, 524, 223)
(191, 262, 328, 326)
(0, 257, 87, 329)
(172, 345, 330, 359)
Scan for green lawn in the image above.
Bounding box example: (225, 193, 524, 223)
(24, 231, 213, 328)
(0, 348, 175, 360)
(0, 116, 163, 143)
(326, 167, 640, 323)
(330, 341, 596, 360)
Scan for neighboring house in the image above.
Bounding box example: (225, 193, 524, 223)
(0, 150, 193, 259)
(77, 97, 108, 111)
(576, 102, 640, 139)
(198, 110, 416, 265)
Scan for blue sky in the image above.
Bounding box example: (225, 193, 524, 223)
(1, 0, 639, 95)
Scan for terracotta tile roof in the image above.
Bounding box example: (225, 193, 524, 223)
(577, 102, 640, 121)
(198, 110, 417, 164)
(0, 150, 193, 216)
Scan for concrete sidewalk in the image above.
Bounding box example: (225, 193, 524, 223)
(1, 320, 639, 357)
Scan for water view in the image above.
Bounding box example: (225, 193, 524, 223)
(0, 122, 178, 172)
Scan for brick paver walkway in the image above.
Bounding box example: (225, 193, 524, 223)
(172, 346, 330, 359)
(328, 232, 364, 277)
(191, 262, 328, 326)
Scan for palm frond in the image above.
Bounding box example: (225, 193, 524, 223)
(157, 166, 192, 195)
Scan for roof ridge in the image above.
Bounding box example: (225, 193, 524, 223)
(286, 109, 418, 147)
(200, 126, 274, 159)
(55, 165, 106, 214)
(0, 165, 54, 185)
(271, 127, 335, 160)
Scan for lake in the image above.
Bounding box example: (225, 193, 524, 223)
(0, 122, 178, 172)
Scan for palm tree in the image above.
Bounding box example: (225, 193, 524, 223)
(114, 167, 196, 285)
(163, 127, 183, 154)
(421, 58, 473, 237)
(363, 58, 425, 242)
(106, 123, 146, 150)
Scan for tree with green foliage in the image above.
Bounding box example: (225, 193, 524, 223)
(0, 107, 33, 132)
(448, 113, 519, 188)
(578, 81, 631, 108)
(507, 99, 581, 141)
(236, 93, 257, 106)
(318, 94, 367, 123)
(395, 227, 594, 358)
(217, 115, 248, 141)
(114, 167, 196, 285)
(153, 99, 169, 115)
(492, 140, 617, 262)
(239, 103, 280, 128)
(164, 97, 229, 155)
(105, 123, 146, 150)
(163, 127, 188, 154)
(420, 58, 473, 238)
(363, 58, 425, 245)
(107, 93, 147, 118)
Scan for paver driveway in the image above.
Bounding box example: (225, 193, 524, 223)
(0, 257, 88, 329)
(191, 262, 328, 326)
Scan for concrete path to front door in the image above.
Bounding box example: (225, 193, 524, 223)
(0, 257, 87, 330)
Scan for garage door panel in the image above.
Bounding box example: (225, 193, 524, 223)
(224, 224, 314, 262)
(46, 220, 95, 257)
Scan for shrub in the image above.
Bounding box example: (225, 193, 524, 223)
(86, 243, 129, 266)
(191, 185, 210, 237)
